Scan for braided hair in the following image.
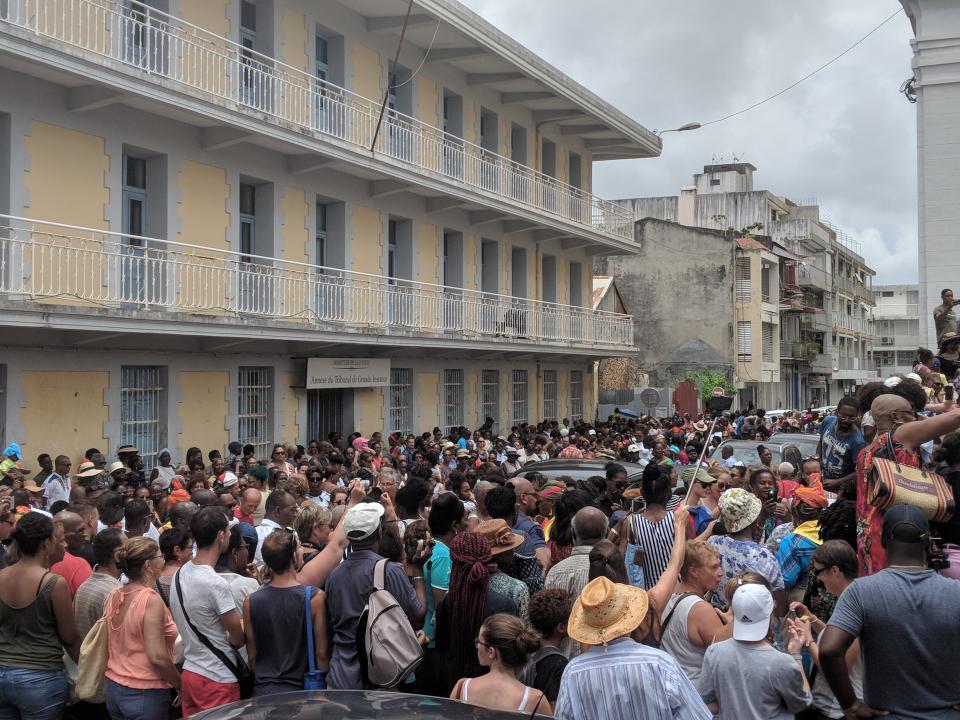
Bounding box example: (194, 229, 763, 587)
(446, 532, 495, 682)
(818, 499, 857, 551)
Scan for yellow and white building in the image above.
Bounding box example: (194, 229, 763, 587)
(0, 0, 658, 465)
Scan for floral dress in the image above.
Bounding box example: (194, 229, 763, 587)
(856, 431, 921, 577)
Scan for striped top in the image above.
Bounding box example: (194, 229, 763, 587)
(629, 511, 676, 590)
(555, 638, 712, 720)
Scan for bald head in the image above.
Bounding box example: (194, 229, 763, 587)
(509, 478, 536, 495)
(54, 510, 85, 552)
(572, 506, 608, 546)
(190, 489, 218, 508)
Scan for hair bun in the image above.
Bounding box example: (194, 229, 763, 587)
(516, 627, 542, 656)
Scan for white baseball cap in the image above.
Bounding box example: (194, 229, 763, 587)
(343, 502, 385, 541)
(862, 412, 876, 428)
(559, 428, 569, 437)
(220, 471, 239, 488)
(731, 583, 774, 641)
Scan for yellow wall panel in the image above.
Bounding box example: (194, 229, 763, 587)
(558, 369, 569, 420)
(280, 185, 310, 265)
(557, 255, 568, 305)
(351, 43, 382, 99)
(176, 160, 230, 315)
(178, 371, 229, 456)
(465, 369, 479, 430)
(499, 117, 510, 157)
(415, 371, 439, 432)
(415, 76, 439, 126)
(278, 371, 300, 445)
(21, 371, 108, 462)
(464, 233, 478, 291)
(415, 223, 439, 285)
(24, 120, 109, 228)
(350, 205, 383, 275)
(279, 8, 309, 71)
(463, 99, 478, 144)
(500, 241, 510, 296)
(178, 0, 230, 35)
(355, 387, 384, 436)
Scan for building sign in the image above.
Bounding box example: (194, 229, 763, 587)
(809, 375, 827, 389)
(307, 358, 390, 389)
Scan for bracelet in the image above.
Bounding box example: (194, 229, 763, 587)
(410, 575, 424, 582)
(790, 653, 803, 661)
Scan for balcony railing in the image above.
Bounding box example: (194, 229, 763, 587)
(0, 0, 635, 244)
(831, 313, 874, 336)
(833, 275, 875, 304)
(0, 215, 633, 349)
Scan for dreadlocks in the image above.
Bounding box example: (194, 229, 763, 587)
(818, 498, 857, 551)
(445, 532, 496, 684)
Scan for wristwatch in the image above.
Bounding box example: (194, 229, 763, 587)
(842, 700, 863, 718)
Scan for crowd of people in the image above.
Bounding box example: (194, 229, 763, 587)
(1, 369, 959, 719)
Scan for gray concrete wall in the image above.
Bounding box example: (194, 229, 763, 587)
(594, 218, 735, 388)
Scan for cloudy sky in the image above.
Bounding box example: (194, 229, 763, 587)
(459, 0, 918, 284)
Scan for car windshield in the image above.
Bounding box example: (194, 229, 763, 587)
(713, 444, 781, 466)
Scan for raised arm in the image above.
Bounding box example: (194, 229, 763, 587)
(647, 504, 688, 613)
(894, 408, 960, 453)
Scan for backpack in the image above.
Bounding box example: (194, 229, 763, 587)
(517, 645, 565, 687)
(356, 558, 424, 688)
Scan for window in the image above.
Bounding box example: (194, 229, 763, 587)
(120, 366, 167, 470)
(569, 262, 583, 307)
(762, 322, 774, 362)
(737, 321, 753, 361)
(316, 202, 327, 270)
(761, 265, 771, 303)
(388, 368, 413, 436)
(122, 154, 148, 301)
(511, 369, 529, 427)
(736, 258, 751, 301)
(442, 369, 464, 435)
(480, 370, 499, 430)
(542, 369, 557, 421)
(569, 370, 583, 422)
(238, 367, 273, 460)
(239, 183, 256, 262)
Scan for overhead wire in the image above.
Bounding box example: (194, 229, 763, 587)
(697, 7, 904, 128)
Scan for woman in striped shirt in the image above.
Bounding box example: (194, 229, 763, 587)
(626, 464, 677, 591)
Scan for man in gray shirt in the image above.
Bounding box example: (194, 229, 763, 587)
(933, 288, 959, 342)
(325, 501, 425, 689)
(821, 505, 960, 719)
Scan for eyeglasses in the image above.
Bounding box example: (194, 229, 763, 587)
(812, 564, 830, 578)
(474, 637, 491, 648)
(151, 554, 164, 561)
(718, 483, 731, 490)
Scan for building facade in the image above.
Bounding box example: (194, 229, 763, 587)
(612, 163, 876, 410)
(0, 0, 657, 465)
(900, 1, 960, 347)
(871, 284, 921, 377)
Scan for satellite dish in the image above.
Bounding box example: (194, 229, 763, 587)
(640, 388, 661, 415)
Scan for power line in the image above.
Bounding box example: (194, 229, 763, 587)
(699, 7, 904, 128)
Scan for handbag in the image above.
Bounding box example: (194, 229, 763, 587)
(75, 608, 110, 703)
(303, 585, 327, 690)
(868, 433, 955, 522)
(174, 569, 254, 699)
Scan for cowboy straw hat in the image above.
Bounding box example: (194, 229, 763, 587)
(473, 519, 524, 556)
(567, 576, 649, 646)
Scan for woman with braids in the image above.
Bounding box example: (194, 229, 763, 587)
(0, 512, 79, 720)
(854, 377, 960, 575)
(103, 536, 180, 719)
(434, 531, 518, 694)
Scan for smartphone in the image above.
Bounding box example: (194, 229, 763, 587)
(946, 386, 955, 402)
(768, 487, 777, 500)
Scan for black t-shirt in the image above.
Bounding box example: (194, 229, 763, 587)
(76, 540, 97, 568)
(936, 471, 960, 546)
(531, 649, 567, 702)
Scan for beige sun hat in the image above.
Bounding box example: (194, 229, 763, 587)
(567, 576, 650, 646)
(718, 487, 762, 533)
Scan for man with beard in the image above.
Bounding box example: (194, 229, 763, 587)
(816, 397, 864, 493)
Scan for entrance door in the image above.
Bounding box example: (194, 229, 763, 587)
(307, 389, 344, 443)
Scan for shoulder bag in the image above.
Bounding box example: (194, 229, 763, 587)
(174, 568, 254, 698)
(303, 585, 327, 690)
(868, 433, 955, 522)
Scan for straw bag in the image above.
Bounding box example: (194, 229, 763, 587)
(75, 614, 109, 703)
(868, 434, 955, 522)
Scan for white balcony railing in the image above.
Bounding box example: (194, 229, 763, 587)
(831, 313, 874, 336)
(0, 0, 635, 244)
(0, 215, 633, 349)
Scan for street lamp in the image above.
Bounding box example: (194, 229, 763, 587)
(656, 122, 702, 135)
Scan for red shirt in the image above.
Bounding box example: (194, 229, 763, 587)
(51, 551, 92, 598)
(234, 507, 254, 525)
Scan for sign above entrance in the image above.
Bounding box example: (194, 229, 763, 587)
(307, 358, 390, 389)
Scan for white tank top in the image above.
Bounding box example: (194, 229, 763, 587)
(660, 593, 707, 683)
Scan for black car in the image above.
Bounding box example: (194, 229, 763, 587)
(192, 689, 530, 719)
(509, 458, 646, 484)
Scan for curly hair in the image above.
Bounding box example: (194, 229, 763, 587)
(934, 432, 960, 466)
(528, 588, 574, 638)
(856, 377, 927, 415)
(818, 498, 857, 551)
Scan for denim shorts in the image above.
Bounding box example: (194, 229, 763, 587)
(0, 666, 69, 720)
(105, 678, 171, 720)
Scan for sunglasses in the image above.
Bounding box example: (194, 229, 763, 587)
(812, 564, 830, 578)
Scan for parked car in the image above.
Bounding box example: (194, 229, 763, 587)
(193, 690, 528, 719)
(768, 433, 819, 460)
(510, 458, 646, 484)
(811, 405, 837, 416)
(709, 440, 803, 470)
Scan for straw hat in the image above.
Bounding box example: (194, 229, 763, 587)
(568, 576, 649, 646)
(473, 519, 524, 555)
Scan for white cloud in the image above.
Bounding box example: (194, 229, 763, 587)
(458, 0, 918, 284)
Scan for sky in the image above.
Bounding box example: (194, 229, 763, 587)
(458, 0, 918, 284)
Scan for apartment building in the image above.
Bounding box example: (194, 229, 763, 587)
(613, 163, 876, 410)
(871, 284, 921, 377)
(0, 0, 658, 465)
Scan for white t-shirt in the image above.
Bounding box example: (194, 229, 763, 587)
(169, 561, 240, 684)
(255, 519, 283, 563)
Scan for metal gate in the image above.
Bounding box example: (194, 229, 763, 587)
(307, 389, 344, 444)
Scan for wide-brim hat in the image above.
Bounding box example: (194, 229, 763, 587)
(23, 479, 44, 494)
(568, 576, 649, 646)
(116, 445, 138, 455)
(76, 462, 103, 478)
(473, 519, 524, 555)
(693, 421, 708, 432)
(939, 331, 960, 351)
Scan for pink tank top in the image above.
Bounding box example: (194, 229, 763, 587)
(104, 586, 178, 689)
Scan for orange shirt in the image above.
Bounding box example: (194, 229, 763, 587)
(51, 552, 92, 598)
(105, 587, 178, 689)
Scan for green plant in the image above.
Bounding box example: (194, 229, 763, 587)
(803, 341, 821, 357)
(686, 370, 736, 402)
